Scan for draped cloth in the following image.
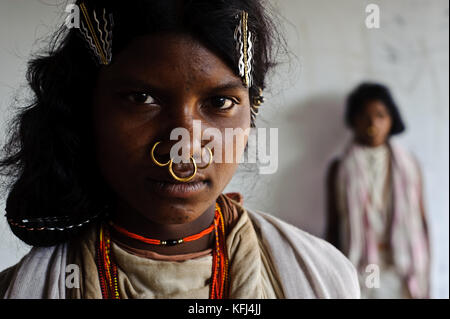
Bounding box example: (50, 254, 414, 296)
(1, 194, 360, 299)
(336, 141, 429, 299)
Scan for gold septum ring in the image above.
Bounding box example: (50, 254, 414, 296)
(150, 141, 213, 183)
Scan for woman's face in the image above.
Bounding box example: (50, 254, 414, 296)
(92, 33, 251, 225)
(353, 100, 393, 147)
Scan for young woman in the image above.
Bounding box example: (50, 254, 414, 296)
(326, 83, 430, 299)
(0, 0, 359, 299)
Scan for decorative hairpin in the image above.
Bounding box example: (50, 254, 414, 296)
(79, 2, 113, 66)
(234, 10, 253, 88)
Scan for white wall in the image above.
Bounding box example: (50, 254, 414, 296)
(0, 0, 68, 272)
(0, 0, 448, 298)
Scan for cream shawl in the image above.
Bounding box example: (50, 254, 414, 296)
(336, 141, 429, 298)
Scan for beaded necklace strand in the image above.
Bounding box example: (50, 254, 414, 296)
(109, 216, 216, 246)
(95, 203, 229, 299)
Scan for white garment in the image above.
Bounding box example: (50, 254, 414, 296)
(336, 143, 417, 298)
(355, 144, 392, 245)
(357, 145, 407, 299)
(336, 144, 391, 251)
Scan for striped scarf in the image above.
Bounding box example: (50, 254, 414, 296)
(337, 141, 429, 298)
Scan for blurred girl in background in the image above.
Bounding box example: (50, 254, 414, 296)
(326, 83, 430, 299)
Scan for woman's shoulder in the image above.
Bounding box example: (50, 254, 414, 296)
(0, 263, 20, 298)
(245, 208, 361, 298)
(0, 244, 68, 298)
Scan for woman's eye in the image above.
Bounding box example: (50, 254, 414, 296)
(126, 93, 158, 105)
(207, 97, 236, 110)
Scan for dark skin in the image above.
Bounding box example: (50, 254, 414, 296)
(326, 100, 429, 257)
(353, 100, 393, 148)
(92, 33, 251, 255)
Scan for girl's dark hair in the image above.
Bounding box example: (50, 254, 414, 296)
(0, 0, 282, 246)
(345, 82, 406, 135)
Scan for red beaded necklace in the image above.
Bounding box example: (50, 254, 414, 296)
(109, 216, 216, 246)
(95, 203, 229, 299)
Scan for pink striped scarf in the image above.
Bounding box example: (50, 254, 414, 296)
(338, 141, 429, 298)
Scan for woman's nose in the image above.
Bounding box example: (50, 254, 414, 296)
(158, 105, 204, 163)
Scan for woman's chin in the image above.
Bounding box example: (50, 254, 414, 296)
(144, 206, 202, 225)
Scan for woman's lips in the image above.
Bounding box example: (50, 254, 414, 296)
(146, 178, 208, 198)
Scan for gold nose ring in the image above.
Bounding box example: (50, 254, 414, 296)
(151, 141, 211, 183)
(168, 157, 198, 183)
(196, 147, 213, 169)
(150, 141, 171, 167)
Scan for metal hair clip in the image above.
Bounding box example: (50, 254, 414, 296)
(79, 2, 113, 66)
(234, 10, 253, 88)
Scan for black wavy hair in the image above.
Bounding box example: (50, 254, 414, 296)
(345, 82, 406, 135)
(0, 0, 283, 246)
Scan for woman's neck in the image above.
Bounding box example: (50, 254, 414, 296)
(354, 137, 389, 149)
(109, 201, 217, 256)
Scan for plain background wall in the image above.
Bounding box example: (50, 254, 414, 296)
(0, 0, 448, 298)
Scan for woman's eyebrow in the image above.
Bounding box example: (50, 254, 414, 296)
(207, 80, 247, 93)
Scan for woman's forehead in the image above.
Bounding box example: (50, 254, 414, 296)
(104, 33, 242, 89)
(364, 100, 389, 112)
